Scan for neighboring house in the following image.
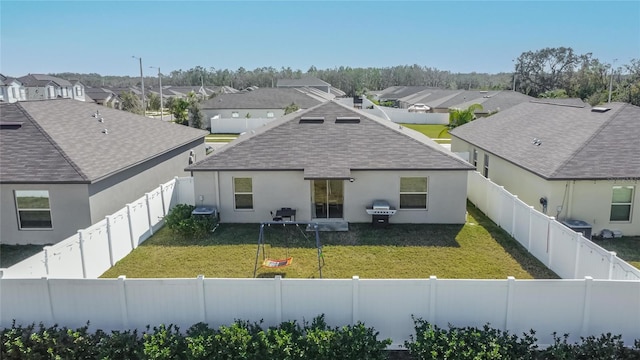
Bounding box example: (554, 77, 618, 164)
(0, 99, 208, 245)
(70, 80, 86, 102)
(186, 100, 473, 224)
(450, 100, 640, 236)
(85, 87, 122, 109)
(200, 87, 333, 133)
(18, 74, 77, 101)
(277, 76, 346, 97)
(0, 74, 26, 103)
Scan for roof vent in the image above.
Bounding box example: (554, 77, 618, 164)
(591, 106, 611, 113)
(532, 138, 542, 146)
(335, 116, 360, 123)
(102, 129, 109, 134)
(299, 117, 324, 124)
(0, 122, 23, 129)
(92, 110, 101, 118)
(98, 117, 104, 123)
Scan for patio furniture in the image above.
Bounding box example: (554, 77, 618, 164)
(276, 207, 296, 221)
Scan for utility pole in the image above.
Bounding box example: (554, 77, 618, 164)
(150, 66, 163, 121)
(608, 59, 617, 103)
(132, 56, 146, 115)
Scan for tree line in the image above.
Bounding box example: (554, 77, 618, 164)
(52, 47, 639, 106)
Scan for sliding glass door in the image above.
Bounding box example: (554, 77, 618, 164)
(312, 180, 343, 218)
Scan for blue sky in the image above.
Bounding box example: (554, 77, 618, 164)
(1, 1, 638, 77)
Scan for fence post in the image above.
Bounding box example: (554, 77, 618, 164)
(44, 246, 51, 276)
(275, 275, 282, 324)
(580, 276, 593, 336)
(160, 184, 167, 216)
(608, 252, 617, 280)
(78, 230, 87, 279)
(106, 216, 115, 267)
(573, 235, 582, 279)
(527, 206, 534, 252)
(429, 276, 437, 325)
(511, 195, 518, 237)
(352, 276, 359, 325)
(497, 186, 504, 227)
(126, 204, 137, 250)
(118, 275, 129, 330)
(145, 193, 154, 236)
(197, 275, 206, 323)
(505, 277, 515, 331)
(44, 276, 56, 324)
(547, 217, 555, 269)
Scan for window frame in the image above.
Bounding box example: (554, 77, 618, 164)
(472, 148, 478, 169)
(14, 190, 53, 230)
(399, 177, 429, 210)
(233, 177, 254, 210)
(483, 154, 489, 177)
(266, 111, 275, 118)
(231, 111, 239, 118)
(610, 185, 634, 222)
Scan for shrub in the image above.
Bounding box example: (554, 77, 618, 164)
(164, 204, 216, 239)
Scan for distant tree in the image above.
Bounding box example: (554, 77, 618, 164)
(514, 47, 585, 97)
(538, 89, 569, 99)
(171, 98, 190, 125)
(189, 101, 204, 129)
(284, 102, 299, 115)
(120, 91, 143, 115)
(449, 103, 483, 128)
(147, 92, 161, 111)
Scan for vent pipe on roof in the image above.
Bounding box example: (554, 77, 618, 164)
(591, 107, 611, 113)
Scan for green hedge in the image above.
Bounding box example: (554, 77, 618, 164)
(2, 317, 639, 359)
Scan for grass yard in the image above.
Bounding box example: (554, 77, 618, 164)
(400, 124, 450, 139)
(0, 244, 43, 268)
(101, 204, 558, 279)
(593, 236, 640, 269)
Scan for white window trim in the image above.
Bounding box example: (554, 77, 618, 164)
(610, 185, 634, 223)
(231, 112, 239, 118)
(472, 148, 478, 168)
(483, 154, 489, 177)
(399, 177, 429, 210)
(233, 177, 254, 211)
(15, 190, 53, 230)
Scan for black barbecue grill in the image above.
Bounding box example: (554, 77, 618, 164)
(365, 200, 397, 227)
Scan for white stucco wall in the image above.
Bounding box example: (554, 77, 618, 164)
(452, 137, 640, 235)
(192, 169, 469, 224)
(0, 183, 91, 245)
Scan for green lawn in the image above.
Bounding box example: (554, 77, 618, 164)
(594, 236, 640, 269)
(400, 124, 450, 139)
(0, 245, 43, 268)
(101, 204, 558, 279)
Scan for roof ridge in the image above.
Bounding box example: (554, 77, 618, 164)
(548, 103, 627, 178)
(16, 103, 90, 181)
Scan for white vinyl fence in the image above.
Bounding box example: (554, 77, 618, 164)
(467, 171, 640, 281)
(1, 177, 195, 279)
(0, 275, 638, 348)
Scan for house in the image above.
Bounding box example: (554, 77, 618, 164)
(85, 87, 122, 109)
(277, 76, 346, 97)
(186, 100, 473, 224)
(0, 74, 26, 103)
(18, 74, 78, 101)
(200, 87, 333, 133)
(450, 100, 640, 236)
(0, 99, 208, 245)
(70, 80, 86, 102)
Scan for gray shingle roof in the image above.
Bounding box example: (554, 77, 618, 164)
(1, 99, 207, 183)
(18, 74, 72, 87)
(188, 101, 473, 177)
(277, 76, 330, 87)
(200, 88, 324, 110)
(449, 101, 640, 180)
(84, 87, 116, 101)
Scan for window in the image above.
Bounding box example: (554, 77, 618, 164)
(234, 178, 253, 210)
(483, 154, 490, 177)
(15, 190, 52, 229)
(231, 112, 239, 118)
(266, 111, 274, 118)
(400, 177, 428, 209)
(11, 87, 16, 99)
(75, 86, 83, 96)
(472, 149, 478, 168)
(610, 186, 634, 222)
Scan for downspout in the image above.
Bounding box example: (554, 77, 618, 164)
(214, 171, 221, 210)
(566, 180, 575, 219)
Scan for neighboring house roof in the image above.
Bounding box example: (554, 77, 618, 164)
(449, 101, 640, 180)
(188, 100, 473, 178)
(377, 86, 435, 100)
(0, 99, 207, 184)
(200, 88, 325, 110)
(84, 87, 117, 101)
(277, 76, 330, 87)
(18, 74, 72, 87)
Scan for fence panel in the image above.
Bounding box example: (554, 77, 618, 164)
(1, 251, 47, 279)
(146, 188, 165, 233)
(577, 241, 614, 279)
(498, 187, 514, 234)
(589, 280, 640, 338)
(434, 279, 508, 329)
(610, 260, 640, 281)
(467, 172, 486, 211)
(46, 234, 83, 278)
(80, 220, 112, 279)
(548, 222, 579, 279)
(174, 177, 195, 206)
(161, 178, 177, 213)
(485, 182, 501, 224)
(528, 212, 550, 265)
(512, 199, 532, 249)
(128, 198, 151, 247)
(0, 278, 54, 326)
(203, 278, 278, 328)
(108, 209, 133, 264)
(281, 279, 352, 328)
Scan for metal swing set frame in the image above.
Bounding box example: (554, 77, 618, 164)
(253, 221, 323, 278)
